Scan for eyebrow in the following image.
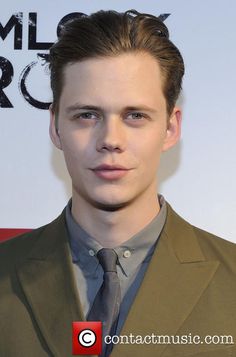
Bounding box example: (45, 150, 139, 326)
(65, 103, 157, 114)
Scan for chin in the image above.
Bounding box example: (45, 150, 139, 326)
(74, 184, 136, 211)
(92, 201, 128, 212)
(87, 190, 133, 212)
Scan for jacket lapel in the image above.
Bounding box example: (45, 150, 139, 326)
(111, 204, 219, 357)
(15, 212, 85, 357)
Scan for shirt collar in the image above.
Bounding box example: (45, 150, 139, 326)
(65, 202, 102, 277)
(66, 195, 167, 277)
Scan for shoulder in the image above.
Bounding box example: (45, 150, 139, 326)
(192, 224, 236, 269)
(0, 210, 66, 269)
(165, 201, 236, 269)
(0, 226, 44, 263)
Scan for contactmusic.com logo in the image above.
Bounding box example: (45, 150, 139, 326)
(72, 322, 102, 355)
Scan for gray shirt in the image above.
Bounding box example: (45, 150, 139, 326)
(65, 195, 167, 334)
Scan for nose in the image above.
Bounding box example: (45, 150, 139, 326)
(96, 116, 126, 153)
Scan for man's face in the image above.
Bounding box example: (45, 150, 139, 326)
(50, 52, 181, 210)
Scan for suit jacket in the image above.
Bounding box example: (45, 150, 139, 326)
(0, 202, 236, 357)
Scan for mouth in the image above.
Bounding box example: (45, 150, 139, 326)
(91, 164, 131, 180)
(93, 164, 128, 170)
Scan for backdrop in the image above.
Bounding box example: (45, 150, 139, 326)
(1, 0, 235, 242)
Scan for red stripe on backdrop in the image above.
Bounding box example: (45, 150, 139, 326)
(0, 229, 32, 242)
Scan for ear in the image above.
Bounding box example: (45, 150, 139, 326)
(162, 107, 182, 152)
(49, 105, 62, 150)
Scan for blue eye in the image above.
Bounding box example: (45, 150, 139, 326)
(72, 112, 101, 121)
(79, 112, 97, 119)
(127, 112, 146, 120)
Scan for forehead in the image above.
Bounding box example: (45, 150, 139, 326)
(60, 52, 166, 111)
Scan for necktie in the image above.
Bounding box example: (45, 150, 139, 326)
(87, 248, 121, 357)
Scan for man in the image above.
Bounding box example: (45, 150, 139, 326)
(0, 9, 236, 357)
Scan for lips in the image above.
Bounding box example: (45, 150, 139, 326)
(93, 164, 128, 171)
(91, 164, 130, 180)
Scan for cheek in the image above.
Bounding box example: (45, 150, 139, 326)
(132, 134, 165, 177)
(60, 138, 83, 170)
(60, 132, 97, 173)
(61, 130, 88, 155)
(133, 133, 165, 160)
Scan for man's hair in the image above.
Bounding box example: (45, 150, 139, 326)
(49, 9, 185, 116)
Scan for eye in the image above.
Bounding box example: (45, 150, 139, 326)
(76, 112, 99, 120)
(126, 112, 147, 121)
(71, 111, 102, 123)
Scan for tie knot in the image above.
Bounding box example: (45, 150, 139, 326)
(97, 248, 118, 273)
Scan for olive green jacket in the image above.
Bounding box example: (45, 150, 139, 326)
(0, 203, 236, 357)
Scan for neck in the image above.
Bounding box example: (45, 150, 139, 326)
(71, 186, 160, 248)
